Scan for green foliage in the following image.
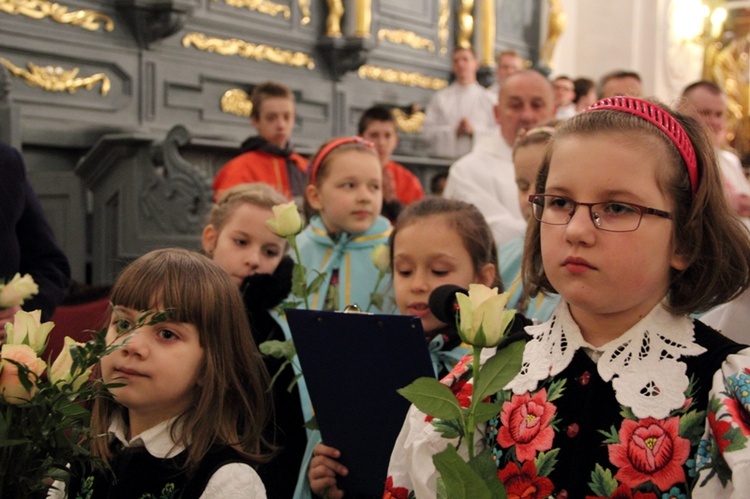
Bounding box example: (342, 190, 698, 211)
(588, 463, 618, 497)
(398, 378, 464, 421)
(0, 310, 157, 497)
(472, 341, 524, 402)
(433, 446, 506, 499)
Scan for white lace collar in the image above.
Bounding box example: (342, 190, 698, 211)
(505, 301, 706, 419)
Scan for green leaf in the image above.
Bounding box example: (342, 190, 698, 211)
(588, 463, 618, 497)
(472, 401, 503, 424)
(398, 378, 463, 421)
(431, 419, 462, 439)
(259, 339, 296, 360)
(432, 446, 497, 499)
(679, 409, 707, 442)
(473, 341, 524, 402)
(723, 426, 748, 452)
(545, 378, 566, 402)
(468, 449, 507, 498)
(619, 405, 637, 420)
(534, 448, 559, 477)
(307, 271, 327, 296)
(598, 425, 620, 444)
(291, 264, 308, 298)
(304, 416, 319, 431)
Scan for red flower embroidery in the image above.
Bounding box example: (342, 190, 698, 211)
(585, 483, 658, 499)
(383, 476, 409, 499)
(608, 417, 690, 491)
(498, 460, 554, 499)
(723, 397, 750, 436)
(497, 388, 556, 461)
(708, 411, 733, 452)
(440, 354, 473, 386)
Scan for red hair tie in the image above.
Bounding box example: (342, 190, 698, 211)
(583, 97, 698, 196)
(308, 136, 375, 185)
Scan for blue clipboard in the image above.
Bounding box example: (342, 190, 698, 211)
(286, 308, 434, 496)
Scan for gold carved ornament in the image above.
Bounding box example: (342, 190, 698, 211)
(0, 57, 110, 95)
(299, 0, 310, 25)
(457, 0, 475, 50)
(182, 33, 315, 69)
(213, 0, 289, 19)
(392, 108, 425, 134)
(357, 65, 447, 90)
(438, 0, 450, 55)
(378, 29, 435, 52)
(0, 0, 114, 31)
(221, 89, 253, 118)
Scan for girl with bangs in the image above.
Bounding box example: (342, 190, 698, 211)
(50, 248, 271, 498)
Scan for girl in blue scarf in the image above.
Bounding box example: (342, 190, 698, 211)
(300, 136, 394, 312)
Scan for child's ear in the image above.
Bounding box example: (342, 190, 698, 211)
(306, 184, 323, 211)
(201, 225, 218, 256)
(670, 252, 689, 272)
(478, 263, 497, 287)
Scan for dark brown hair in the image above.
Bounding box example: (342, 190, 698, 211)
(250, 81, 293, 120)
(90, 248, 271, 472)
(390, 197, 501, 289)
(522, 100, 750, 314)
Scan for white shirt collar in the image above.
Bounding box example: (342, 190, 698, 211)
(506, 301, 706, 419)
(108, 413, 186, 459)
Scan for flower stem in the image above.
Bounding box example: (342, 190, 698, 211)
(365, 271, 385, 312)
(290, 237, 309, 309)
(465, 346, 483, 461)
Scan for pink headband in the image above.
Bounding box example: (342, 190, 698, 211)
(583, 96, 699, 196)
(308, 136, 375, 185)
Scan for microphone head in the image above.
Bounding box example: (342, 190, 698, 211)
(428, 284, 468, 324)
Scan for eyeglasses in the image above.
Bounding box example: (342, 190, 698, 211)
(529, 194, 672, 232)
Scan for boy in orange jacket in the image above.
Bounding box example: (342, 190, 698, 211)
(213, 82, 308, 206)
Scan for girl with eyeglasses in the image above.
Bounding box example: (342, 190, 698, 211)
(386, 97, 750, 498)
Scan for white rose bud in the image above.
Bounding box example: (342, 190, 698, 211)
(0, 273, 39, 308)
(266, 201, 303, 237)
(5, 310, 55, 355)
(50, 337, 92, 391)
(455, 284, 516, 348)
(371, 244, 390, 273)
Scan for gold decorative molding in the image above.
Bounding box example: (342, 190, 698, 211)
(182, 32, 315, 69)
(392, 108, 425, 134)
(213, 0, 290, 19)
(353, 0, 371, 38)
(0, 57, 111, 95)
(325, 0, 343, 37)
(0, 0, 114, 31)
(357, 64, 447, 90)
(438, 0, 450, 55)
(298, 0, 310, 25)
(221, 89, 253, 118)
(378, 29, 435, 52)
(457, 0, 474, 50)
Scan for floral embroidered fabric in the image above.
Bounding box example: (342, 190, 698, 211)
(385, 303, 750, 498)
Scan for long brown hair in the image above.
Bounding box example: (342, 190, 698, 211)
(90, 248, 270, 472)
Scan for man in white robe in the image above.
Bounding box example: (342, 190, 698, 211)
(443, 70, 555, 246)
(421, 47, 497, 159)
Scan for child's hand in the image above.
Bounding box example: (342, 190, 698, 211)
(309, 443, 348, 499)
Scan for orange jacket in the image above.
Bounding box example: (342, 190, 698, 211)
(213, 149, 308, 200)
(385, 161, 425, 205)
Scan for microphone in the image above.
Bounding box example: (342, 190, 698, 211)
(428, 284, 468, 324)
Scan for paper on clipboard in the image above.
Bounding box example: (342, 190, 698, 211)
(286, 308, 434, 497)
